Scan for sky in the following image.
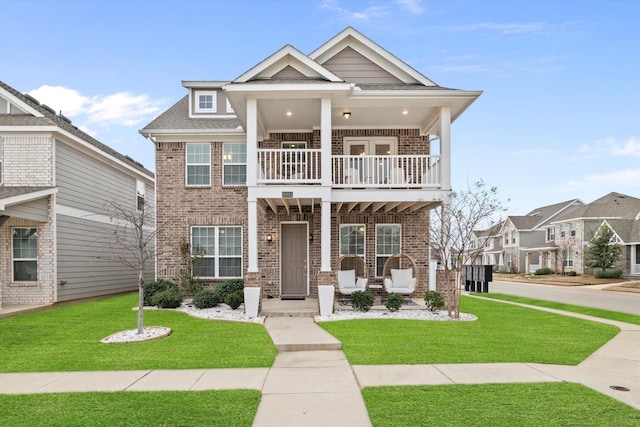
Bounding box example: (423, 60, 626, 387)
(1, 0, 638, 215)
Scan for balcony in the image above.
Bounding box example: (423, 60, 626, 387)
(257, 149, 441, 188)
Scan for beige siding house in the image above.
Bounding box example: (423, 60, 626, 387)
(141, 28, 481, 298)
(0, 81, 155, 310)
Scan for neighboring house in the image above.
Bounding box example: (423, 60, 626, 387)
(544, 192, 640, 275)
(0, 81, 155, 310)
(470, 223, 503, 267)
(596, 218, 640, 277)
(140, 27, 481, 298)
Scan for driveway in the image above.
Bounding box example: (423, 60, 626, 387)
(489, 280, 640, 316)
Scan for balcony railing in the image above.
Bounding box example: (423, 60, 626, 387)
(256, 149, 440, 188)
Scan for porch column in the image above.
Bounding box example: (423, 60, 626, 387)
(321, 200, 331, 272)
(248, 200, 258, 272)
(439, 106, 451, 190)
(321, 96, 332, 187)
(246, 97, 258, 186)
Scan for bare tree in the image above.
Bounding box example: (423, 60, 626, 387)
(430, 180, 508, 318)
(104, 199, 160, 334)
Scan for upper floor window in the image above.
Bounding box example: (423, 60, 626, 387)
(13, 228, 38, 282)
(511, 232, 516, 244)
(191, 226, 242, 278)
(186, 143, 211, 186)
(560, 224, 566, 238)
(376, 224, 401, 277)
(547, 227, 555, 241)
(195, 90, 217, 113)
(504, 233, 508, 244)
(340, 224, 365, 257)
(222, 143, 246, 186)
(570, 223, 576, 237)
(136, 180, 145, 211)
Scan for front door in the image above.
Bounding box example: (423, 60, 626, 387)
(281, 223, 308, 296)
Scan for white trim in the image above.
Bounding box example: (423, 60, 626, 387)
(375, 223, 401, 277)
(0, 187, 58, 210)
(185, 142, 212, 187)
(11, 226, 38, 283)
(194, 90, 217, 114)
(339, 224, 366, 260)
(0, 87, 45, 118)
(191, 225, 243, 279)
(222, 142, 247, 187)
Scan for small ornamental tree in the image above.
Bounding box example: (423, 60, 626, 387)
(584, 226, 621, 273)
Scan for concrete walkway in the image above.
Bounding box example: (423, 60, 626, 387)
(1, 300, 639, 426)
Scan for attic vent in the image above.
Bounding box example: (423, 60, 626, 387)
(23, 93, 40, 105)
(41, 104, 56, 114)
(60, 114, 72, 124)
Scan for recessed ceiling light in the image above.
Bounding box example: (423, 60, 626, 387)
(286, 111, 292, 116)
(343, 112, 351, 119)
(402, 110, 409, 115)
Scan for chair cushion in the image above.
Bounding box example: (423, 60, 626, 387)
(390, 268, 413, 288)
(337, 269, 356, 288)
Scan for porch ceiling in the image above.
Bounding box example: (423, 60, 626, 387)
(257, 198, 438, 215)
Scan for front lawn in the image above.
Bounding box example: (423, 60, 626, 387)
(363, 383, 640, 426)
(0, 390, 260, 426)
(319, 296, 619, 365)
(0, 293, 276, 372)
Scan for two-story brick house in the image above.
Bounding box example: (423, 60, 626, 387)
(0, 81, 155, 310)
(141, 27, 481, 298)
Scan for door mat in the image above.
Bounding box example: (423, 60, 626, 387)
(281, 296, 306, 301)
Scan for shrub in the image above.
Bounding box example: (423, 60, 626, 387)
(151, 287, 183, 308)
(192, 290, 221, 309)
(225, 290, 244, 310)
(178, 273, 203, 297)
(566, 271, 578, 276)
(143, 280, 178, 306)
(595, 269, 623, 279)
(213, 279, 244, 302)
(351, 291, 375, 312)
(534, 267, 554, 276)
(424, 291, 444, 312)
(385, 293, 404, 312)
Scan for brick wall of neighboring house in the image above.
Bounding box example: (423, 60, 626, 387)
(2, 136, 54, 186)
(0, 199, 55, 306)
(550, 220, 585, 273)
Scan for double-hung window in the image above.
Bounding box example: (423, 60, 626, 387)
(564, 250, 573, 267)
(222, 143, 246, 185)
(191, 226, 242, 278)
(376, 224, 401, 276)
(136, 180, 145, 211)
(570, 223, 576, 237)
(195, 90, 217, 113)
(560, 224, 566, 238)
(13, 228, 38, 282)
(186, 143, 211, 186)
(340, 224, 365, 257)
(547, 227, 555, 241)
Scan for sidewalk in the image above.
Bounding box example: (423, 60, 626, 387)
(1, 300, 639, 425)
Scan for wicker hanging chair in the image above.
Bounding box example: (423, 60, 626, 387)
(334, 254, 368, 295)
(382, 253, 418, 295)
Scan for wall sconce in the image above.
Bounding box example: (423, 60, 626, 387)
(343, 112, 351, 119)
(309, 233, 314, 243)
(266, 234, 273, 243)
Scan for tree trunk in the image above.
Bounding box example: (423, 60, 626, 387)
(137, 271, 144, 334)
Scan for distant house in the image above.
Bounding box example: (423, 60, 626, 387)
(0, 81, 155, 310)
(596, 218, 640, 276)
(544, 193, 640, 275)
(140, 27, 481, 298)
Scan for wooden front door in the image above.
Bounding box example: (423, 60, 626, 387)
(281, 223, 308, 296)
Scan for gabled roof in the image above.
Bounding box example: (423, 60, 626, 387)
(0, 81, 153, 177)
(552, 192, 640, 223)
(601, 219, 640, 244)
(501, 199, 583, 232)
(0, 186, 58, 210)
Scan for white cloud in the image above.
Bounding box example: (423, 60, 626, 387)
(577, 137, 640, 160)
(320, 0, 388, 20)
(396, 0, 423, 14)
(27, 85, 167, 128)
(450, 22, 545, 34)
(564, 169, 640, 190)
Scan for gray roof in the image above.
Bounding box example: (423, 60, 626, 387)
(507, 216, 541, 230)
(0, 81, 153, 177)
(553, 192, 640, 222)
(141, 95, 241, 132)
(604, 219, 639, 243)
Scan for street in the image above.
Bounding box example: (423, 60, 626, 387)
(487, 280, 640, 316)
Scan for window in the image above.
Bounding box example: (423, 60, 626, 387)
(570, 223, 576, 237)
(560, 224, 566, 238)
(186, 143, 211, 186)
(222, 143, 246, 185)
(191, 226, 242, 278)
(195, 90, 217, 113)
(511, 232, 516, 244)
(506, 253, 512, 267)
(376, 224, 401, 276)
(340, 224, 365, 257)
(504, 233, 508, 245)
(136, 180, 145, 211)
(547, 227, 555, 241)
(13, 228, 37, 282)
(564, 250, 573, 267)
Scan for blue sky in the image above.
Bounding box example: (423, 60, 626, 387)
(1, 0, 638, 214)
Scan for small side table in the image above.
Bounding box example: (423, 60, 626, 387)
(368, 284, 384, 305)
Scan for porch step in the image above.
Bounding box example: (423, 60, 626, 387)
(261, 298, 319, 318)
(263, 317, 342, 352)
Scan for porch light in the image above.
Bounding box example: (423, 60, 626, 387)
(309, 233, 314, 243)
(343, 112, 351, 119)
(266, 234, 273, 243)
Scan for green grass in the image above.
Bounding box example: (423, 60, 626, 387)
(0, 293, 276, 372)
(476, 293, 640, 325)
(319, 296, 619, 365)
(0, 390, 260, 426)
(363, 383, 640, 426)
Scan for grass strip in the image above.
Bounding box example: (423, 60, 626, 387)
(477, 293, 640, 325)
(320, 296, 618, 365)
(0, 293, 276, 372)
(0, 389, 260, 426)
(363, 382, 640, 426)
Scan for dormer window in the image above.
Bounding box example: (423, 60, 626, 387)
(195, 90, 217, 113)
